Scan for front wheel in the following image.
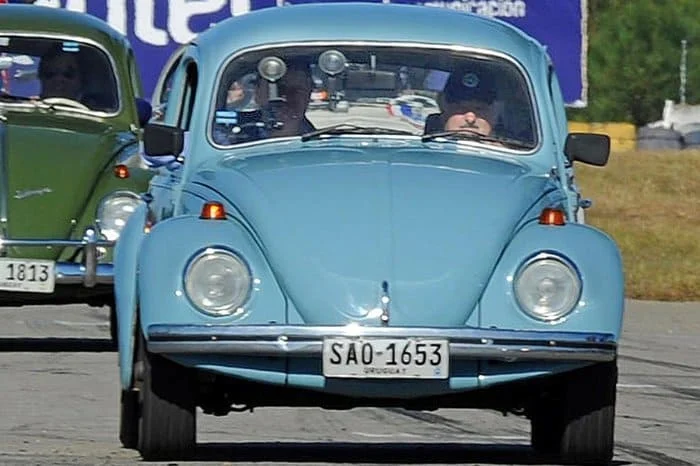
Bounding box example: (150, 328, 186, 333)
(119, 389, 139, 449)
(530, 361, 617, 465)
(137, 337, 196, 461)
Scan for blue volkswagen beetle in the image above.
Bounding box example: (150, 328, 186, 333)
(115, 3, 624, 463)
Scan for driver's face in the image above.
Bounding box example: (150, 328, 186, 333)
(256, 68, 312, 136)
(40, 54, 82, 100)
(445, 98, 494, 122)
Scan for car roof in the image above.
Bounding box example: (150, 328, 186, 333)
(0, 4, 129, 48)
(195, 3, 545, 68)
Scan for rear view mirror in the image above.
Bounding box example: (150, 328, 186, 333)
(143, 123, 183, 157)
(345, 70, 397, 91)
(565, 133, 610, 166)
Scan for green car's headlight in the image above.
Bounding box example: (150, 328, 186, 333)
(96, 192, 142, 241)
(184, 248, 251, 316)
(514, 254, 581, 321)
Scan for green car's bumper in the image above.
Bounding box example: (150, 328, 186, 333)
(1, 226, 114, 287)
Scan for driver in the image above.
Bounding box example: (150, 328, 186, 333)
(425, 66, 497, 136)
(38, 46, 84, 102)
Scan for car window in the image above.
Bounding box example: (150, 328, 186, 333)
(210, 45, 537, 150)
(0, 36, 119, 113)
(151, 47, 185, 122)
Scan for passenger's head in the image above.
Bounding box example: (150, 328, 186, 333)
(224, 72, 258, 111)
(38, 46, 83, 101)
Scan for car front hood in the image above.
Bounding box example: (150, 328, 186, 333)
(195, 146, 553, 326)
(1, 112, 122, 258)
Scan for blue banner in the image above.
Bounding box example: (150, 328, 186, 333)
(25, 0, 587, 106)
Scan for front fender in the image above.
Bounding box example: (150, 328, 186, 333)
(137, 215, 287, 341)
(114, 202, 148, 390)
(480, 221, 625, 339)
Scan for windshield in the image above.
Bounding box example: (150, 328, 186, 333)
(211, 45, 537, 150)
(0, 36, 119, 113)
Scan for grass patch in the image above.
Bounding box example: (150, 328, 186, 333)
(576, 150, 700, 301)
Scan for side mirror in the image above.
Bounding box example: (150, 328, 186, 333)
(143, 123, 183, 157)
(564, 133, 610, 166)
(135, 98, 153, 127)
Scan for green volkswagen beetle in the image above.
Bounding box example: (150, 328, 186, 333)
(0, 4, 152, 341)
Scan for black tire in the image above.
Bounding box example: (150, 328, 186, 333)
(137, 337, 196, 461)
(119, 389, 139, 449)
(530, 361, 617, 465)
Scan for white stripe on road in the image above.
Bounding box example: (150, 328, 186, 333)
(352, 432, 528, 441)
(51, 320, 106, 328)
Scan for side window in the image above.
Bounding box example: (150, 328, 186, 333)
(152, 48, 185, 122)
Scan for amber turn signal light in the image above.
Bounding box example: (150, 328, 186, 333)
(200, 201, 226, 220)
(113, 164, 130, 179)
(539, 208, 566, 226)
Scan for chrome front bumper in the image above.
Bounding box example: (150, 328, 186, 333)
(0, 227, 114, 287)
(147, 325, 617, 363)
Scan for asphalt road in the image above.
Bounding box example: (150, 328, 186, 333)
(0, 300, 698, 466)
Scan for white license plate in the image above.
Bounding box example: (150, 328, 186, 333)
(0, 258, 55, 293)
(322, 338, 449, 379)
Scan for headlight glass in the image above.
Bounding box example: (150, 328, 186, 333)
(184, 249, 251, 316)
(514, 255, 581, 321)
(97, 192, 142, 241)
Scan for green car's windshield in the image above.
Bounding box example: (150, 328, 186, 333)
(0, 36, 119, 113)
(210, 44, 538, 150)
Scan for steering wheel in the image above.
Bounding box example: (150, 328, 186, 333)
(42, 97, 90, 111)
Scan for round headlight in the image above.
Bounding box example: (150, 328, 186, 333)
(514, 255, 581, 321)
(96, 192, 142, 241)
(184, 249, 251, 316)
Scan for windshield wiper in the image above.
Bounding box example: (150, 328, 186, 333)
(301, 124, 415, 142)
(421, 130, 534, 150)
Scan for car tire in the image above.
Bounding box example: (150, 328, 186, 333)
(119, 389, 139, 449)
(530, 361, 617, 465)
(137, 337, 196, 461)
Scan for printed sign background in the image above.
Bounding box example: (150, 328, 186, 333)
(22, 0, 588, 106)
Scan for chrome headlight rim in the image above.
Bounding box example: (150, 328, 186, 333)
(95, 190, 142, 241)
(513, 253, 582, 322)
(183, 247, 252, 317)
